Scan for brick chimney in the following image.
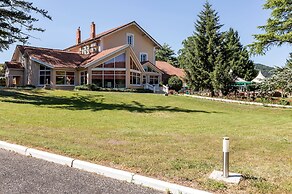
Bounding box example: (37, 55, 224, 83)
(90, 22, 96, 39)
(76, 27, 81, 44)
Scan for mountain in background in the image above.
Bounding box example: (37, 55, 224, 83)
(254, 63, 274, 78)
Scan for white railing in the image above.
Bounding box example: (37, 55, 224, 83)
(144, 83, 160, 93)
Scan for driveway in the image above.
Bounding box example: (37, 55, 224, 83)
(0, 149, 162, 194)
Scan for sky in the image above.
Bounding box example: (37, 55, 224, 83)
(0, 0, 291, 67)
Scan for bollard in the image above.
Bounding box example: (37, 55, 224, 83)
(223, 137, 229, 178)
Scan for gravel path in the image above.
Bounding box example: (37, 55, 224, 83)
(0, 149, 162, 194)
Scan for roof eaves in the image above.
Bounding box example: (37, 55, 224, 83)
(83, 44, 130, 68)
(30, 57, 54, 69)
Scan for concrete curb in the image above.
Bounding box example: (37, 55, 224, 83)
(0, 140, 211, 194)
(183, 94, 292, 108)
(26, 148, 74, 167)
(72, 159, 134, 183)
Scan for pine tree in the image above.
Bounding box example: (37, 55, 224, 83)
(179, 2, 222, 95)
(286, 53, 292, 68)
(156, 43, 178, 67)
(0, 0, 51, 51)
(224, 28, 256, 81)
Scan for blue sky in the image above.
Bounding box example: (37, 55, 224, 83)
(0, 0, 290, 67)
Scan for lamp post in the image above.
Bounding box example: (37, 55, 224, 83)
(223, 137, 229, 178)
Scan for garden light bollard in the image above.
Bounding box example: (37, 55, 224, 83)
(223, 137, 229, 178)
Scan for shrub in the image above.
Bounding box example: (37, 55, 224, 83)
(168, 76, 183, 92)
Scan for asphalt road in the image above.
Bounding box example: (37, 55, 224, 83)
(0, 149, 162, 194)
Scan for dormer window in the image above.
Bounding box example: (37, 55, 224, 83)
(140, 53, 148, 62)
(127, 33, 134, 47)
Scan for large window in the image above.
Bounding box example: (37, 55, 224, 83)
(92, 53, 126, 88)
(127, 33, 134, 47)
(56, 71, 75, 85)
(80, 71, 87, 85)
(130, 57, 141, 85)
(39, 65, 51, 85)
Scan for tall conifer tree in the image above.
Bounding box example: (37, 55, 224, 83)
(179, 2, 222, 95)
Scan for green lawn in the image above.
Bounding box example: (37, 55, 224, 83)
(0, 89, 291, 193)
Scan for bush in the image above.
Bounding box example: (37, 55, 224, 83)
(168, 76, 183, 92)
(75, 85, 153, 93)
(279, 99, 290, 105)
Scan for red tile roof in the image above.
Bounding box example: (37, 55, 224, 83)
(17, 45, 87, 68)
(156, 61, 185, 78)
(5, 61, 24, 69)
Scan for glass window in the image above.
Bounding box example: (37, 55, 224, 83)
(130, 57, 139, 71)
(39, 65, 51, 85)
(56, 71, 75, 85)
(127, 33, 134, 46)
(130, 72, 141, 85)
(140, 53, 148, 62)
(149, 75, 159, 85)
(80, 71, 87, 85)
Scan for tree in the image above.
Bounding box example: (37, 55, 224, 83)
(259, 66, 292, 97)
(156, 43, 178, 67)
(249, 0, 292, 55)
(224, 28, 256, 81)
(286, 52, 292, 67)
(168, 76, 183, 92)
(0, 0, 52, 51)
(178, 2, 222, 96)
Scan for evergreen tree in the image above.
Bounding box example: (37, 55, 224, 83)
(0, 0, 51, 51)
(249, 0, 292, 55)
(156, 43, 178, 67)
(224, 28, 256, 81)
(286, 53, 292, 67)
(179, 2, 222, 96)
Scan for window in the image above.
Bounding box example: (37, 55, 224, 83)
(81, 45, 90, 54)
(80, 71, 87, 85)
(91, 53, 126, 88)
(130, 57, 139, 71)
(127, 33, 134, 47)
(56, 71, 75, 85)
(143, 66, 156, 72)
(130, 72, 141, 85)
(39, 65, 51, 85)
(149, 75, 159, 85)
(140, 53, 148, 62)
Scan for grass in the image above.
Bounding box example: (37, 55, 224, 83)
(0, 88, 291, 193)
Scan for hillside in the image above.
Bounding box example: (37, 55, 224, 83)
(254, 63, 274, 77)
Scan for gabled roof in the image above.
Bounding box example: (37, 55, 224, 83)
(81, 45, 128, 67)
(65, 21, 161, 51)
(156, 61, 185, 78)
(15, 45, 87, 68)
(5, 61, 24, 69)
(142, 61, 164, 74)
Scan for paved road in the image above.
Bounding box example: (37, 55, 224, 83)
(0, 149, 162, 194)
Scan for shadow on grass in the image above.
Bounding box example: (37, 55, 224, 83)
(0, 89, 221, 114)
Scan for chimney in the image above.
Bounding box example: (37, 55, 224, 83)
(76, 27, 81, 44)
(90, 22, 96, 39)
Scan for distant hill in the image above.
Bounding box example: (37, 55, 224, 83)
(254, 63, 274, 78)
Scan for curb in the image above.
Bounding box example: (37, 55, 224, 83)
(0, 140, 211, 194)
(183, 94, 292, 108)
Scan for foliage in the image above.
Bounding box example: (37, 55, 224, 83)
(249, 0, 292, 55)
(254, 63, 275, 77)
(178, 2, 222, 96)
(286, 52, 292, 68)
(0, 63, 4, 75)
(168, 76, 182, 92)
(155, 43, 178, 67)
(179, 3, 255, 96)
(0, 0, 52, 51)
(74, 84, 153, 93)
(259, 66, 292, 97)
